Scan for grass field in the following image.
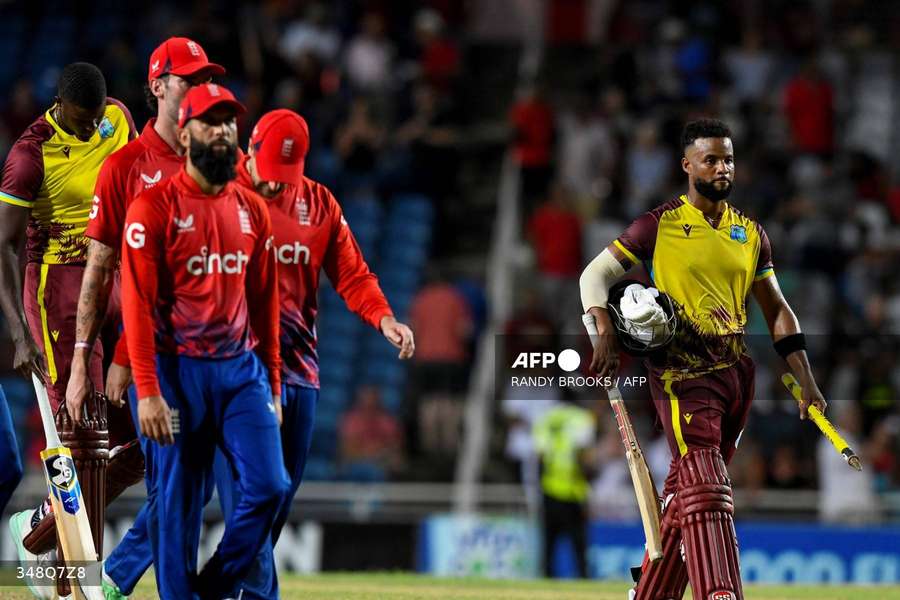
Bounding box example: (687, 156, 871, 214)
(3, 573, 900, 599)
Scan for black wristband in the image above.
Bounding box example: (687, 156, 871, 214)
(774, 333, 806, 359)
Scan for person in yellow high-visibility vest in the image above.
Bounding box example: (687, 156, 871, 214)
(533, 399, 597, 577)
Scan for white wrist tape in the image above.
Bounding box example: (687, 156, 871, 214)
(579, 248, 626, 311)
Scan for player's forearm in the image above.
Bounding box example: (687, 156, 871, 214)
(73, 240, 117, 356)
(579, 247, 626, 313)
(785, 349, 815, 382)
(342, 281, 392, 329)
(248, 277, 282, 390)
(770, 303, 816, 381)
(124, 305, 160, 398)
(329, 261, 391, 329)
(769, 301, 802, 340)
(121, 254, 161, 398)
(0, 244, 29, 342)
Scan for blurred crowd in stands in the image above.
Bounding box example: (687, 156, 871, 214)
(501, 0, 900, 522)
(1, 1, 898, 518)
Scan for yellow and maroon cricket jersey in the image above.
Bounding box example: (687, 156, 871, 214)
(0, 99, 134, 264)
(614, 195, 774, 376)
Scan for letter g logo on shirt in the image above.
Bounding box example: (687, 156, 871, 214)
(125, 223, 146, 249)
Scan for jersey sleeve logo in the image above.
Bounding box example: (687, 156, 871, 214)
(729, 224, 747, 244)
(682, 224, 692, 237)
(125, 223, 146, 249)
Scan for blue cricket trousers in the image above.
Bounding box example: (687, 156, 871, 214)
(109, 352, 288, 599)
(214, 384, 317, 598)
(0, 386, 23, 516)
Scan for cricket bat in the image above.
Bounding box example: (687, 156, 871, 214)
(32, 373, 103, 600)
(582, 314, 663, 561)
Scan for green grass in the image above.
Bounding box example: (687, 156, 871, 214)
(3, 572, 900, 599)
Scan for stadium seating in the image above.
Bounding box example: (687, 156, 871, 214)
(312, 193, 433, 478)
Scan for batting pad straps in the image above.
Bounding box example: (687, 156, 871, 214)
(678, 448, 743, 600)
(774, 333, 806, 359)
(579, 248, 625, 311)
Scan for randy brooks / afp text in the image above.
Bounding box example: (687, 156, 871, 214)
(508, 376, 648, 388)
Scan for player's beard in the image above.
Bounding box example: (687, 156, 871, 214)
(190, 137, 238, 185)
(693, 177, 733, 201)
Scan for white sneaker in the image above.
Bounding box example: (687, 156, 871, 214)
(627, 588, 636, 600)
(8, 509, 56, 599)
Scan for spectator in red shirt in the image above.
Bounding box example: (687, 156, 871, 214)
(784, 59, 834, 156)
(528, 183, 583, 327)
(414, 8, 460, 92)
(408, 271, 473, 462)
(510, 84, 556, 210)
(339, 386, 405, 481)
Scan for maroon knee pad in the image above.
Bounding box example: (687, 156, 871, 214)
(678, 448, 743, 600)
(634, 458, 689, 600)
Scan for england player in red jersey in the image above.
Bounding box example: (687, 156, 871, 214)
(120, 83, 288, 599)
(210, 108, 414, 598)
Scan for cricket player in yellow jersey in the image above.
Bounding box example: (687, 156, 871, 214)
(579, 119, 827, 600)
(0, 62, 134, 596)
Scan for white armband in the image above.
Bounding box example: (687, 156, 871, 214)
(579, 248, 626, 311)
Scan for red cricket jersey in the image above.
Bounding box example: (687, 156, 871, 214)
(120, 168, 281, 398)
(86, 118, 183, 249)
(235, 156, 391, 388)
(86, 119, 184, 366)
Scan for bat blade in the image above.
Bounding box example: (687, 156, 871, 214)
(33, 376, 103, 600)
(626, 450, 663, 560)
(582, 314, 663, 560)
(613, 398, 663, 561)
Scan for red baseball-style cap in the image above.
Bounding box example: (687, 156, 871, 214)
(250, 109, 309, 185)
(148, 37, 226, 82)
(178, 83, 246, 128)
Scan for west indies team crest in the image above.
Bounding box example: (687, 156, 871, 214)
(40, 447, 82, 515)
(97, 116, 115, 139)
(730, 224, 747, 244)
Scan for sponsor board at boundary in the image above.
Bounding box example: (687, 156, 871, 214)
(580, 521, 900, 583)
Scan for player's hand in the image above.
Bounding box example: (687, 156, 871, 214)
(64, 357, 92, 424)
(105, 363, 132, 408)
(797, 374, 827, 420)
(381, 316, 415, 359)
(587, 309, 620, 381)
(12, 333, 47, 380)
(138, 395, 174, 445)
(272, 394, 283, 426)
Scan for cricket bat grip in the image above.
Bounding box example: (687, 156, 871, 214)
(32, 373, 62, 448)
(782, 373, 862, 471)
